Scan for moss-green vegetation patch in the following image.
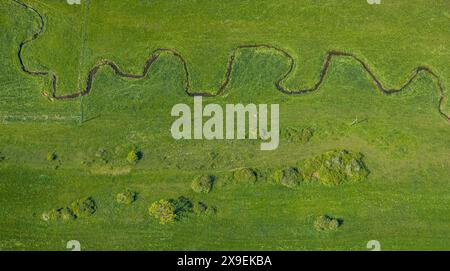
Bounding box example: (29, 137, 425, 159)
(314, 215, 342, 231)
(283, 127, 314, 143)
(42, 207, 76, 222)
(273, 167, 302, 188)
(42, 197, 96, 222)
(193, 201, 216, 216)
(191, 175, 214, 193)
(149, 196, 215, 224)
(149, 199, 177, 224)
(300, 150, 369, 186)
(46, 151, 57, 162)
(126, 149, 142, 164)
(69, 197, 97, 218)
(116, 189, 137, 205)
(233, 168, 258, 184)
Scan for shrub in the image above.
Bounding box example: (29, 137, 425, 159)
(283, 127, 313, 143)
(95, 148, 109, 163)
(69, 197, 97, 218)
(191, 175, 214, 193)
(233, 168, 257, 184)
(46, 151, 57, 161)
(116, 189, 137, 204)
(300, 150, 369, 185)
(0, 152, 5, 162)
(149, 199, 177, 224)
(314, 215, 342, 231)
(127, 150, 142, 164)
(41, 197, 96, 222)
(42, 207, 76, 222)
(193, 201, 216, 216)
(274, 167, 302, 188)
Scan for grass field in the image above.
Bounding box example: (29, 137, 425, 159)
(0, 0, 449, 251)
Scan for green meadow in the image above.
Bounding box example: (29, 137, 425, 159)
(0, 0, 449, 250)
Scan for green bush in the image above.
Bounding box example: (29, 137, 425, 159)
(41, 197, 96, 222)
(127, 149, 142, 164)
(233, 168, 257, 184)
(193, 201, 216, 216)
(283, 127, 313, 143)
(116, 190, 137, 204)
(300, 150, 369, 185)
(191, 175, 214, 193)
(314, 215, 342, 231)
(46, 151, 57, 161)
(95, 148, 109, 163)
(274, 167, 302, 188)
(42, 207, 76, 222)
(149, 199, 177, 224)
(69, 197, 97, 218)
(0, 152, 5, 162)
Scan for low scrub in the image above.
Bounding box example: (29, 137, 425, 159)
(46, 151, 57, 161)
(283, 127, 313, 143)
(273, 167, 302, 188)
(149, 199, 177, 224)
(127, 149, 142, 164)
(300, 150, 369, 185)
(233, 168, 257, 184)
(42, 197, 96, 222)
(42, 207, 76, 222)
(193, 201, 216, 216)
(116, 189, 137, 204)
(314, 215, 342, 231)
(69, 197, 97, 218)
(191, 175, 214, 193)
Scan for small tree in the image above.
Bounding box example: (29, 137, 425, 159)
(191, 175, 214, 193)
(149, 199, 176, 224)
(127, 150, 138, 164)
(46, 151, 57, 161)
(314, 215, 341, 231)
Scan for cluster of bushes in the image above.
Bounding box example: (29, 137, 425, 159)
(116, 189, 138, 205)
(271, 150, 369, 188)
(42, 197, 97, 222)
(314, 215, 342, 231)
(283, 127, 314, 143)
(149, 196, 216, 224)
(300, 150, 369, 185)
